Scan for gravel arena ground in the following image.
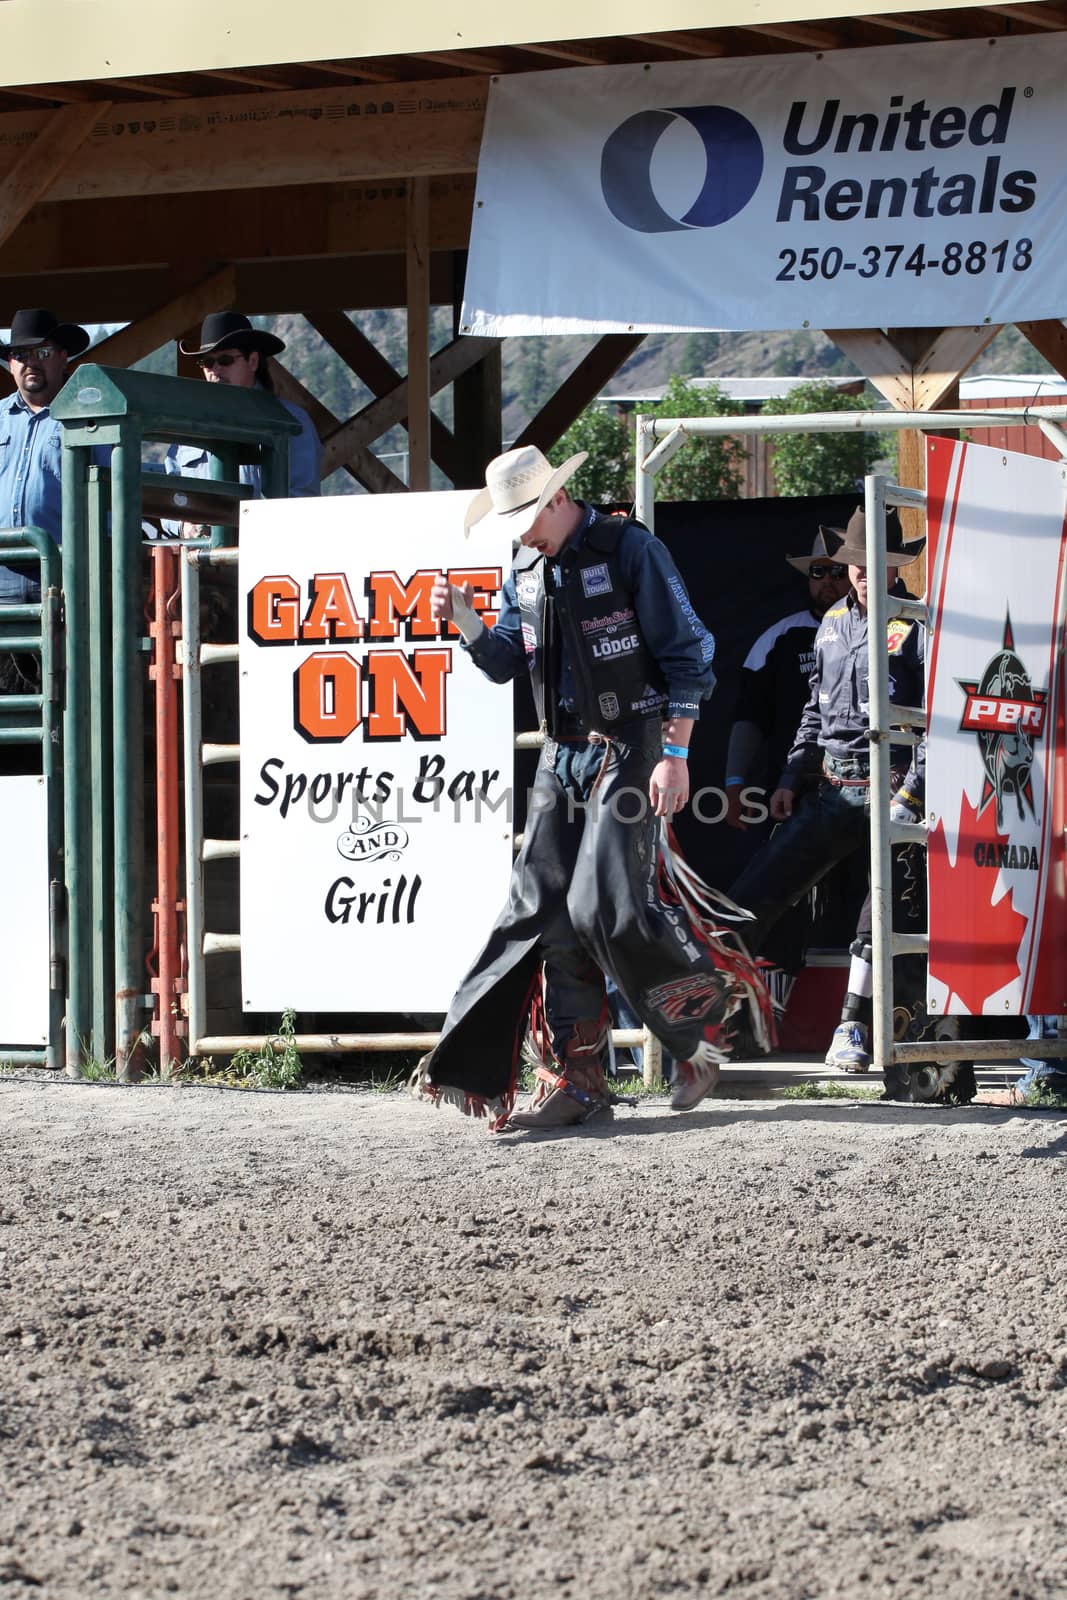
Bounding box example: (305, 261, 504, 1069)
(0, 1074, 1065, 1600)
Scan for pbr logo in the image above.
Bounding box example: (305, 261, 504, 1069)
(957, 613, 1047, 829)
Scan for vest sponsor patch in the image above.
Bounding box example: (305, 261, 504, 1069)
(598, 692, 621, 721)
(591, 632, 640, 660)
(521, 622, 537, 658)
(516, 572, 540, 606)
(581, 562, 612, 598)
(645, 972, 724, 1025)
(579, 607, 635, 633)
(886, 619, 912, 654)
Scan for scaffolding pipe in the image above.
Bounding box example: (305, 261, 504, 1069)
(634, 413, 655, 532)
(864, 475, 897, 1078)
(181, 548, 207, 1053)
(150, 546, 183, 1078)
(637, 405, 1067, 441)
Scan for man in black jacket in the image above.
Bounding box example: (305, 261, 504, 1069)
(414, 446, 769, 1131)
(729, 507, 925, 1072)
(723, 529, 851, 831)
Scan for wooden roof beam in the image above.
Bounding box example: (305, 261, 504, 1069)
(0, 102, 105, 255)
(416, 49, 513, 73)
(980, 4, 1067, 28)
(0, 78, 486, 202)
(0, 252, 459, 324)
(822, 328, 916, 410)
(743, 21, 847, 49)
(0, 82, 98, 104)
(306, 307, 472, 483)
(319, 331, 499, 478)
(82, 267, 238, 370)
(269, 357, 407, 494)
(912, 324, 1003, 410)
(98, 78, 190, 99)
(196, 67, 306, 91)
(512, 41, 614, 65)
(299, 61, 408, 84)
(1016, 320, 1067, 380)
(0, 178, 475, 276)
(855, 13, 958, 38)
(823, 324, 1001, 412)
(626, 32, 730, 57)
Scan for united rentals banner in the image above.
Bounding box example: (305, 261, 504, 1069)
(925, 437, 1067, 1018)
(462, 34, 1067, 335)
(238, 496, 514, 1013)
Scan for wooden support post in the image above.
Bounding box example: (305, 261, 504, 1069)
(824, 323, 1001, 579)
(0, 101, 105, 252)
(81, 266, 238, 370)
(406, 178, 431, 492)
(911, 324, 1001, 411)
(451, 251, 502, 488)
(452, 344, 502, 488)
(306, 308, 467, 484)
(317, 333, 499, 482)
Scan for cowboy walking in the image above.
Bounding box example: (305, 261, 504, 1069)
(413, 445, 771, 1131)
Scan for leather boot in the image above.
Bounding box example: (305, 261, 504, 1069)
(508, 1019, 611, 1131)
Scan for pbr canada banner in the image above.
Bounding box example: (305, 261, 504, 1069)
(238, 496, 514, 1012)
(925, 438, 1067, 1017)
(461, 33, 1067, 335)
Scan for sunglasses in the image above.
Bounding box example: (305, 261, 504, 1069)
(9, 343, 61, 363)
(196, 352, 245, 370)
(808, 563, 848, 580)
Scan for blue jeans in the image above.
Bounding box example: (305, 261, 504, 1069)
(729, 768, 872, 959)
(1018, 1015, 1067, 1092)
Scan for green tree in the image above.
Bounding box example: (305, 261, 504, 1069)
(549, 406, 631, 505)
(763, 380, 886, 497)
(517, 338, 552, 421)
(680, 331, 720, 374)
(643, 375, 746, 501)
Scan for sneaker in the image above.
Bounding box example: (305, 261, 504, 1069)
(825, 1021, 870, 1073)
(670, 1029, 729, 1111)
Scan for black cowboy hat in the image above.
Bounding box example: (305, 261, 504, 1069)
(1, 307, 90, 359)
(822, 506, 925, 567)
(786, 527, 849, 574)
(179, 311, 285, 359)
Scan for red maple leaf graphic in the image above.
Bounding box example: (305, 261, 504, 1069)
(927, 791, 1029, 1014)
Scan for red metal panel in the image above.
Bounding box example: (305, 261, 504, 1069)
(960, 393, 1064, 461)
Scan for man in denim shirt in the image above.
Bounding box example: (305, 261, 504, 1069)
(0, 308, 92, 606)
(414, 446, 769, 1132)
(162, 312, 320, 534)
(1, 309, 95, 760)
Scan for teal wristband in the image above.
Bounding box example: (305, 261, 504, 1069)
(663, 743, 689, 759)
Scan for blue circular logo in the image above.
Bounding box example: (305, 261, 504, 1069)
(600, 104, 764, 233)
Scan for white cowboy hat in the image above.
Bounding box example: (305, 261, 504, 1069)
(464, 445, 588, 536)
